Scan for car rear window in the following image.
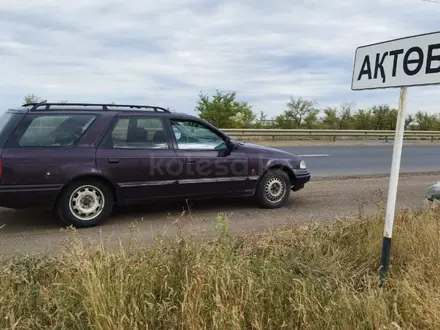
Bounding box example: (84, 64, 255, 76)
(0, 112, 14, 134)
(0, 111, 25, 148)
(15, 114, 96, 148)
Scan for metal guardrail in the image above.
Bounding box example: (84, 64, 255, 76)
(221, 129, 440, 142)
(32, 125, 440, 142)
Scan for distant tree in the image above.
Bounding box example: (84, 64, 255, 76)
(23, 93, 43, 104)
(259, 111, 268, 126)
(432, 114, 440, 131)
(322, 107, 339, 129)
(405, 115, 414, 129)
(371, 105, 393, 130)
(231, 102, 257, 128)
(275, 97, 318, 129)
(337, 102, 355, 129)
(254, 111, 268, 128)
(384, 108, 398, 130)
(275, 113, 295, 129)
(303, 109, 320, 129)
(258, 111, 267, 122)
(414, 111, 434, 130)
(195, 90, 256, 128)
(352, 109, 373, 130)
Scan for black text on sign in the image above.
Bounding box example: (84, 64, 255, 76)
(352, 31, 440, 90)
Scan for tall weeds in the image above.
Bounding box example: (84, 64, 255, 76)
(1, 205, 440, 329)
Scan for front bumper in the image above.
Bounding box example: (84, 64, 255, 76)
(292, 169, 311, 191)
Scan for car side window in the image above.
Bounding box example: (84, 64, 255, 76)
(170, 119, 227, 150)
(110, 117, 169, 149)
(12, 114, 96, 148)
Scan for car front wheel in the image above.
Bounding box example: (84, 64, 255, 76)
(56, 179, 114, 228)
(255, 169, 291, 208)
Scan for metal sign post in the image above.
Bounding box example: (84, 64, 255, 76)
(352, 31, 440, 287)
(379, 87, 407, 287)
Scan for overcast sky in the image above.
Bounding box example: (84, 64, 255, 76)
(1, 0, 439, 117)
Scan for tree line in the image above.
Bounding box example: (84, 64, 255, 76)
(195, 90, 440, 131)
(22, 92, 440, 131)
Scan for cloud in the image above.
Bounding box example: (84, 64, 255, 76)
(0, 0, 439, 116)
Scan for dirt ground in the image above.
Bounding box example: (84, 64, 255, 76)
(0, 173, 437, 257)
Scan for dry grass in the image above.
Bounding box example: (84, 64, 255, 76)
(2, 204, 440, 329)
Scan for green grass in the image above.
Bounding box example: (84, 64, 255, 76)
(2, 205, 440, 329)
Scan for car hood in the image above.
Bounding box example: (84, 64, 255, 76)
(236, 141, 298, 158)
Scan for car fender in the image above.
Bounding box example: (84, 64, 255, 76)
(255, 158, 297, 184)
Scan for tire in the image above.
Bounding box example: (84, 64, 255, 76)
(255, 169, 291, 208)
(56, 179, 114, 228)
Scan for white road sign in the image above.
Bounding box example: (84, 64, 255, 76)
(352, 31, 440, 90)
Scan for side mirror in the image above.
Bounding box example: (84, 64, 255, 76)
(225, 138, 236, 150)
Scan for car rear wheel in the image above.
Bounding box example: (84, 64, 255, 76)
(255, 169, 291, 208)
(56, 179, 114, 228)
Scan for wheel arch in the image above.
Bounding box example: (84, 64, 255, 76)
(259, 163, 296, 186)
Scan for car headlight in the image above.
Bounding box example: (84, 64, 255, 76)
(300, 160, 306, 169)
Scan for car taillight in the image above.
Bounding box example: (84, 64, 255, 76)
(0, 160, 3, 180)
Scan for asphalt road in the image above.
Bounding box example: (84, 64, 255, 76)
(1, 144, 439, 257)
(278, 144, 440, 177)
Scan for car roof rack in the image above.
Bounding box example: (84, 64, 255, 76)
(22, 101, 171, 113)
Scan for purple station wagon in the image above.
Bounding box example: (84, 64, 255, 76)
(0, 102, 310, 227)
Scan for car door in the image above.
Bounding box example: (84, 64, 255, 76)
(169, 117, 253, 197)
(96, 114, 183, 203)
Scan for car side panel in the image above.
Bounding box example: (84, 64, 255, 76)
(173, 148, 254, 196)
(0, 148, 99, 209)
(96, 148, 183, 203)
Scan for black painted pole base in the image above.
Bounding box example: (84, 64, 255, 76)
(379, 236, 392, 288)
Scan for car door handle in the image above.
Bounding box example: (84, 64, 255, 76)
(186, 158, 196, 164)
(107, 158, 120, 164)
